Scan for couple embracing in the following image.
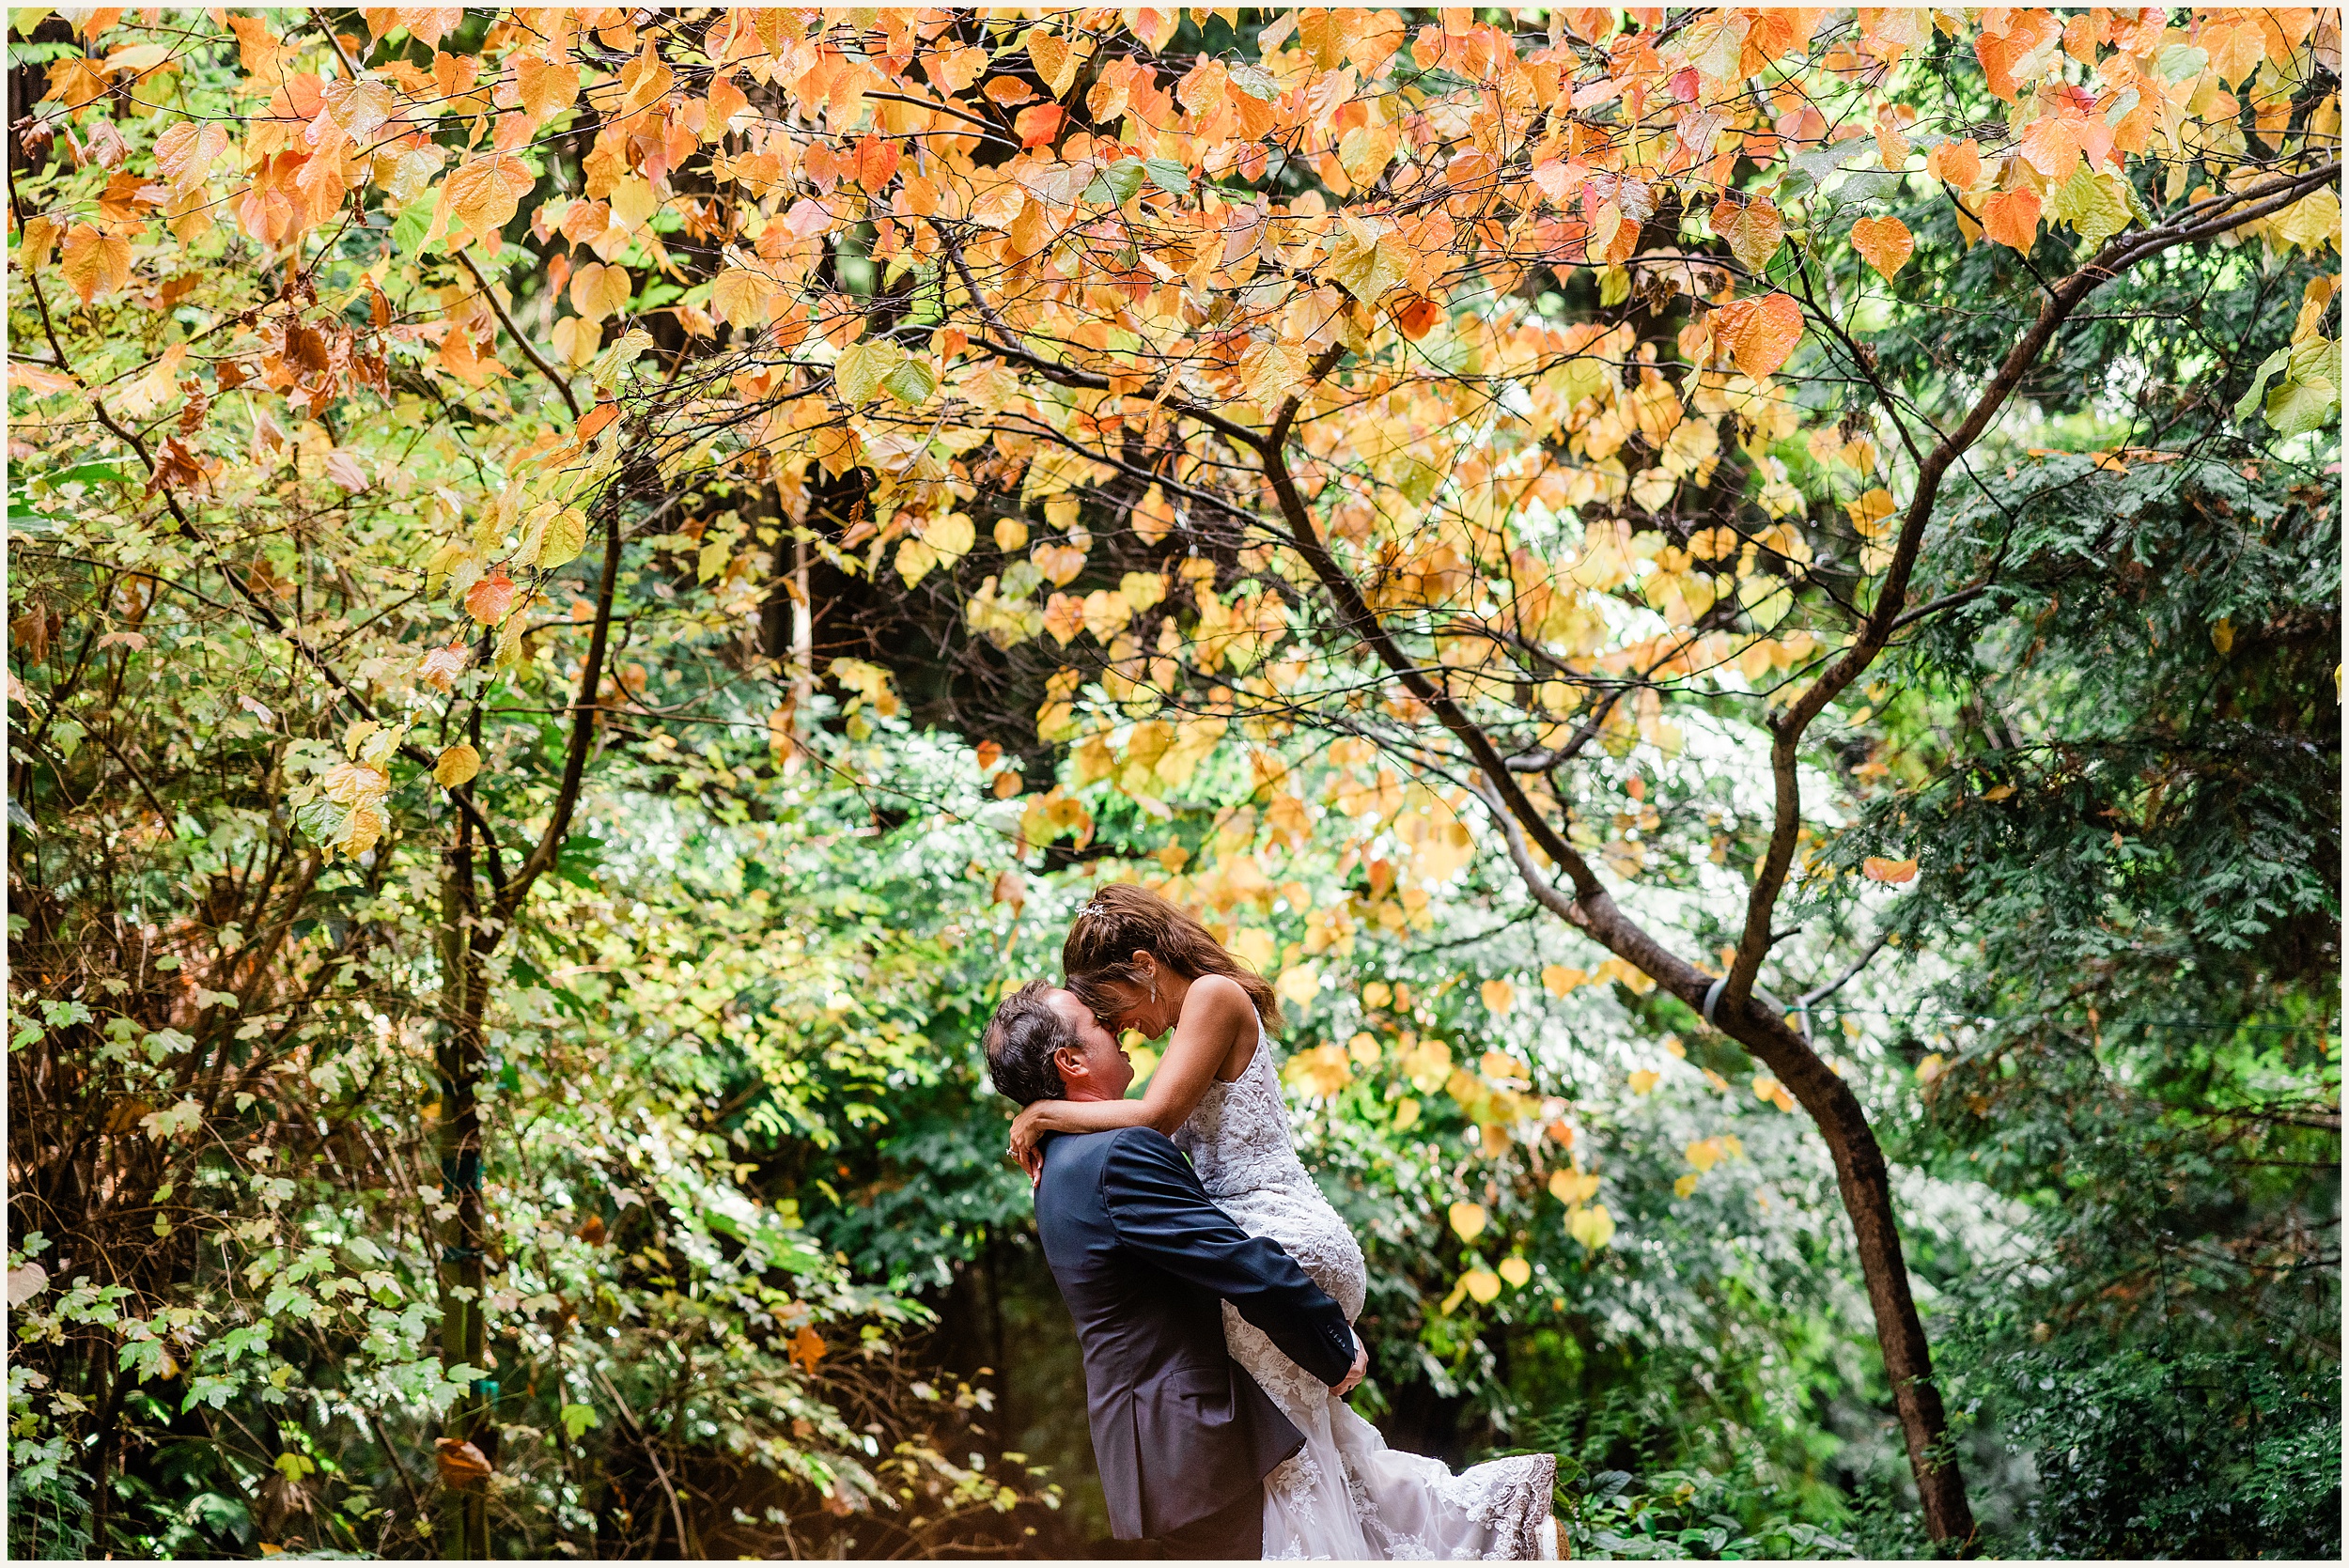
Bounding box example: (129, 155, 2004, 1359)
(985, 885, 1558, 1560)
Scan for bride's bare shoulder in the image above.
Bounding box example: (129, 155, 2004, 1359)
(1184, 975, 1262, 1079)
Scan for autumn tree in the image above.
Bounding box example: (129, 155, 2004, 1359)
(9, 4, 2340, 1554)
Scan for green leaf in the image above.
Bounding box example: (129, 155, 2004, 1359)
(1143, 157, 1192, 195)
(2234, 346, 2290, 421)
(560, 1402, 599, 1440)
(2264, 338, 2341, 436)
(43, 461, 132, 489)
(390, 204, 435, 259)
(2237, 339, 2341, 434)
(879, 356, 938, 406)
(2046, 163, 2132, 249)
(1102, 157, 1146, 203)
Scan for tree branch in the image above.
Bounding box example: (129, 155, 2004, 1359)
(453, 247, 583, 419)
(1722, 161, 2342, 1014)
(494, 476, 624, 920)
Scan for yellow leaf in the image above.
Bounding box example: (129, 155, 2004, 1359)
(1283, 1043, 1353, 1098)
(433, 743, 481, 787)
(1392, 1096, 1421, 1131)
(921, 511, 975, 562)
(1548, 1169, 1600, 1205)
(1861, 855, 1919, 884)
(1673, 1172, 1700, 1198)
(569, 261, 630, 323)
(1567, 1203, 1615, 1252)
(1541, 964, 1583, 997)
(1685, 1138, 1722, 1172)
(1275, 962, 1320, 1008)
(896, 537, 940, 587)
(1850, 214, 1913, 281)
(1915, 1052, 1947, 1085)
(1478, 978, 1515, 1016)
(1326, 218, 1409, 304)
(1118, 569, 1167, 613)
(1498, 1255, 1532, 1288)
(1843, 486, 1898, 536)
(1447, 1201, 1487, 1242)
(1751, 1073, 1781, 1102)
(1402, 1036, 1452, 1093)
(1229, 927, 1276, 971)
(1981, 783, 2015, 801)
(1627, 1068, 1659, 1094)
(2210, 617, 2234, 655)
(834, 339, 898, 405)
(709, 267, 774, 331)
(1461, 1267, 1502, 1304)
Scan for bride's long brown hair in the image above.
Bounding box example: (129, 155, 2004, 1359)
(1063, 883, 1282, 1032)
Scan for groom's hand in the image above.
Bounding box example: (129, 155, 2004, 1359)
(1334, 1332, 1368, 1396)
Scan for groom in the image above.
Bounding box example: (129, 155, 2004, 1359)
(985, 981, 1365, 1559)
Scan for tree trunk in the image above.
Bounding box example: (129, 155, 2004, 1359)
(435, 845, 492, 1560)
(1717, 1002, 1972, 1545)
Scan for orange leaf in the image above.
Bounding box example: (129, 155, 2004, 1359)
(433, 1437, 493, 1488)
(58, 224, 131, 306)
(1391, 295, 1441, 340)
(1974, 10, 2061, 101)
(577, 398, 620, 442)
(1717, 196, 1783, 275)
(1862, 855, 1919, 884)
(514, 54, 581, 121)
(1711, 291, 1804, 379)
(1014, 102, 1066, 148)
(1925, 137, 1983, 191)
(445, 152, 537, 242)
(1979, 188, 2042, 252)
(417, 644, 470, 692)
(1850, 215, 1913, 281)
(465, 571, 517, 625)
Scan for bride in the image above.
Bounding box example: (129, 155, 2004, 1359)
(1008, 884, 1558, 1560)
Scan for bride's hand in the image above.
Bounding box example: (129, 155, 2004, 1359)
(1335, 1332, 1369, 1397)
(1007, 1102, 1059, 1183)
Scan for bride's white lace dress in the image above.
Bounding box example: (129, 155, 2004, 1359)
(1174, 1020, 1558, 1560)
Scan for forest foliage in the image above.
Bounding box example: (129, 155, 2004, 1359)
(7, 4, 2341, 1560)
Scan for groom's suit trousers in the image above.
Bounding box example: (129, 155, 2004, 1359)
(1034, 1126, 1356, 1544)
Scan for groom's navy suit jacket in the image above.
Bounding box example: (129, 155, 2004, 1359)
(1034, 1125, 1356, 1541)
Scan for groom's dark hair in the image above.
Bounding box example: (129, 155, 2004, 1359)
(984, 979, 1072, 1106)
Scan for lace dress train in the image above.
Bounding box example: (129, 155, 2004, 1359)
(1175, 1030, 1557, 1560)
